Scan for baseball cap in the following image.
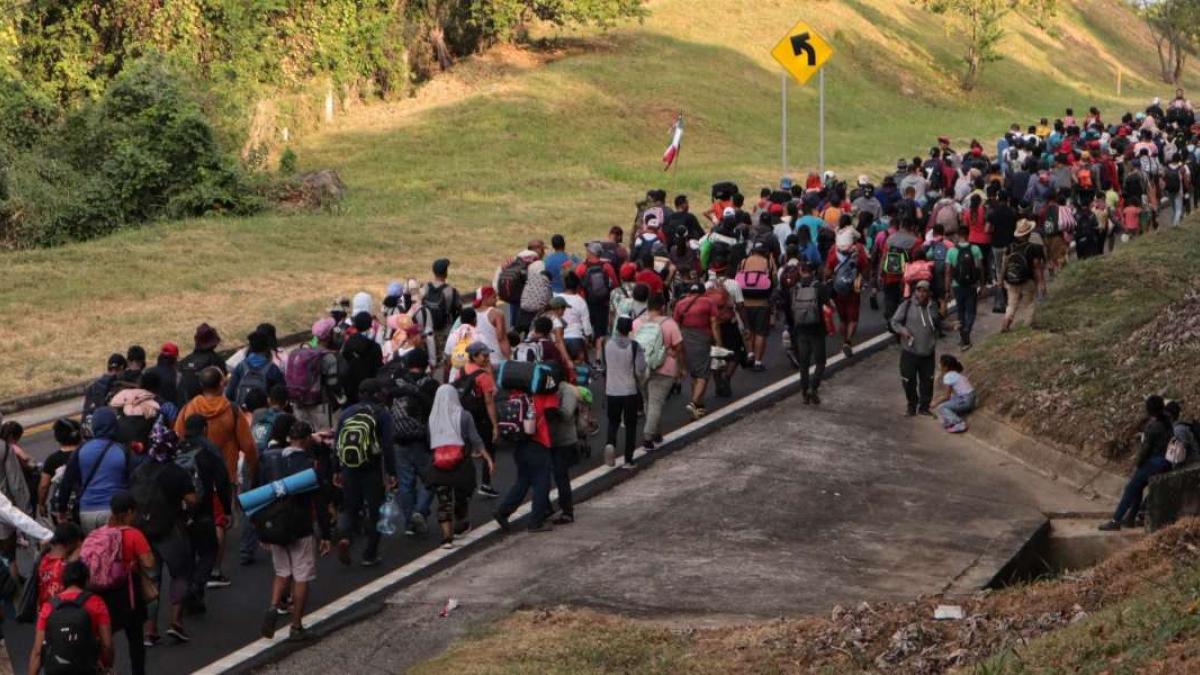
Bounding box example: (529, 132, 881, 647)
(473, 286, 497, 308)
(159, 342, 179, 359)
(312, 317, 336, 342)
(549, 296, 569, 310)
(465, 341, 493, 357)
(915, 280, 932, 291)
(722, 206, 736, 218)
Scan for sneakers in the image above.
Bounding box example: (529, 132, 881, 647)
(440, 539, 455, 550)
(619, 462, 638, 471)
(946, 422, 967, 433)
(603, 444, 616, 467)
(360, 554, 382, 567)
(842, 343, 854, 358)
(809, 390, 821, 406)
(239, 555, 255, 567)
(493, 512, 512, 533)
(144, 634, 161, 648)
(206, 573, 231, 589)
(551, 514, 574, 525)
(1097, 520, 1122, 532)
(527, 522, 554, 533)
(287, 625, 314, 643)
(477, 484, 500, 499)
(410, 512, 429, 534)
(336, 539, 351, 566)
(685, 402, 706, 420)
(918, 408, 936, 418)
(167, 624, 191, 643)
(752, 361, 766, 372)
(802, 391, 812, 405)
(261, 608, 279, 639)
(641, 439, 655, 451)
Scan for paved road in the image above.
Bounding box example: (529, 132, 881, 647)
(3, 295, 896, 674)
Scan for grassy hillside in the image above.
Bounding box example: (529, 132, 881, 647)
(972, 218, 1200, 468)
(0, 0, 1190, 401)
(408, 520, 1200, 674)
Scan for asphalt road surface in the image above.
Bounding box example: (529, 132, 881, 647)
(4, 295, 896, 674)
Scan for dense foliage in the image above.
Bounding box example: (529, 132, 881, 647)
(0, 0, 645, 248)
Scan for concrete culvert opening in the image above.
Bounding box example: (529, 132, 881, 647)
(988, 517, 1144, 588)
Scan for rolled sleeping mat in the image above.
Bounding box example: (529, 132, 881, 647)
(497, 360, 562, 394)
(237, 468, 319, 517)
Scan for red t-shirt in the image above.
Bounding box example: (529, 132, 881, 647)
(673, 295, 718, 331)
(37, 554, 68, 607)
(119, 526, 151, 569)
(574, 259, 619, 300)
(965, 207, 992, 245)
(463, 363, 497, 397)
(37, 588, 111, 637)
(634, 269, 664, 296)
(825, 244, 870, 285)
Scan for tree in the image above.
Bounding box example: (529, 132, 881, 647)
(1135, 0, 1200, 84)
(915, 0, 1057, 91)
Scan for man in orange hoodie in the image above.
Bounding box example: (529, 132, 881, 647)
(175, 366, 256, 585)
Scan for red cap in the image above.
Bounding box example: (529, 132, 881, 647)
(768, 203, 784, 215)
(160, 342, 179, 359)
(619, 262, 637, 282)
(473, 286, 496, 308)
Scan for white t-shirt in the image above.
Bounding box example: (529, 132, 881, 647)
(555, 293, 592, 340)
(943, 371, 974, 397)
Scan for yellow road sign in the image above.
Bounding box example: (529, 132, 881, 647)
(771, 20, 834, 85)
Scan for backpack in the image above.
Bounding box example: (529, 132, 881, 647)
(735, 259, 773, 299)
(882, 245, 909, 277)
(449, 330, 473, 370)
(422, 283, 454, 331)
(1166, 436, 1188, 466)
(79, 526, 129, 591)
(285, 346, 324, 407)
(42, 592, 99, 675)
(174, 440, 205, 498)
(251, 408, 281, 453)
(925, 240, 949, 281)
(389, 380, 430, 442)
(336, 409, 381, 469)
(175, 353, 209, 405)
(130, 462, 177, 541)
(584, 263, 613, 302)
(496, 259, 529, 303)
(923, 159, 944, 191)
(790, 283, 821, 327)
(1041, 203, 1061, 235)
(953, 245, 980, 287)
(1122, 172, 1144, 199)
(1165, 166, 1183, 194)
(512, 338, 545, 363)
(1004, 243, 1033, 285)
(706, 233, 736, 270)
(81, 376, 114, 419)
(497, 392, 536, 442)
(234, 360, 270, 410)
(832, 251, 859, 297)
(454, 369, 488, 421)
(633, 318, 667, 371)
(250, 496, 309, 546)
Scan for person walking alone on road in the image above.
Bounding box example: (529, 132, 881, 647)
(891, 280, 943, 417)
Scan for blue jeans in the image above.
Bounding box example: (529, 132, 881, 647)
(1112, 455, 1172, 523)
(954, 285, 978, 344)
(497, 440, 552, 527)
(395, 443, 433, 526)
(938, 392, 976, 427)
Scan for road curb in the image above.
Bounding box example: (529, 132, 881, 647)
(196, 329, 898, 674)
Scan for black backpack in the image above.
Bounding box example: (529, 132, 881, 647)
(953, 245, 980, 287)
(251, 451, 313, 545)
(42, 592, 99, 675)
(130, 462, 177, 541)
(584, 263, 613, 302)
(422, 283, 455, 331)
(1165, 166, 1183, 194)
(388, 380, 430, 443)
(1004, 243, 1033, 285)
(234, 360, 270, 409)
(81, 376, 114, 419)
(923, 159, 944, 191)
(454, 369, 489, 421)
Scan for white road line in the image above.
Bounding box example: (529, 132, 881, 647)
(193, 327, 898, 674)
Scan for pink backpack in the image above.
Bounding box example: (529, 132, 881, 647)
(81, 526, 129, 591)
(285, 346, 324, 406)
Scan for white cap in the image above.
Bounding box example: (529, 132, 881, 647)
(722, 207, 736, 218)
(857, 174, 869, 186)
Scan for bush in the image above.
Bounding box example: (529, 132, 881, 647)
(279, 147, 298, 176)
(0, 58, 261, 248)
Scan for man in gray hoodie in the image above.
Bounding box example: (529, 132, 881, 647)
(890, 280, 942, 417)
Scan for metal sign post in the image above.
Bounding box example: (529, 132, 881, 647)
(819, 68, 825, 176)
(782, 72, 788, 178)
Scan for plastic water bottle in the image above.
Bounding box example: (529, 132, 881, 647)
(377, 493, 400, 535)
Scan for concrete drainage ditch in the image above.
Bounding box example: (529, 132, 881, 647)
(987, 516, 1144, 588)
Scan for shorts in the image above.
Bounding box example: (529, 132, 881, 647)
(270, 536, 318, 583)
(832, 293, 861, 323)
(681, 328, 712, 379)
(744, 306, 771, 334)
(565, 337, 587, 360)
(588, 301, 610, 339)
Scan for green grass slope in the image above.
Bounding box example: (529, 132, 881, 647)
(0, 0, 1190, 401)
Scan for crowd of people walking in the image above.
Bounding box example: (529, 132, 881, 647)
(0, 92, 1198, 673)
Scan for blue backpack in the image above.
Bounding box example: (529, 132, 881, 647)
(832, 251, 858, 297)
(925, 240, 949, 284)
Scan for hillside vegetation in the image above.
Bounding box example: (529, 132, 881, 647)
(972, 217, 1200, 469)
(0, 0, 1193, 401)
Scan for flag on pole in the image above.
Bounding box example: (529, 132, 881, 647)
(661, 112, 684, 171)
